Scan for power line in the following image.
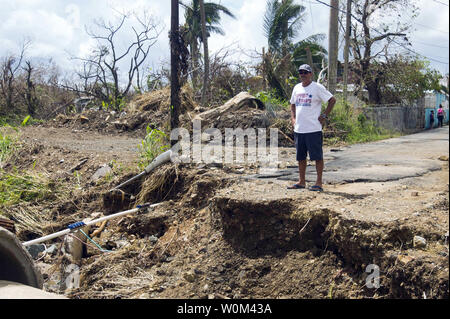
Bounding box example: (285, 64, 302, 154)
(432, 0, 449, 7)
(394, 40, 449, 64)
(414, 22, 449, 34)
(313, 0, 449, 65)
(414, 40, 449, 49)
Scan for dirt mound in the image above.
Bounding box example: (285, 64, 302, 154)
(59, 168, 448, 299)
(43, 108, 161, 138)
(42, 86, 198, 137)
(4, 99, 448, 300)
(132, 86, 196, 114)
(41, 90, 297, 149)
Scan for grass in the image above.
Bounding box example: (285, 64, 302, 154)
(0, 171, 60, 207)
(255, 90, 290, 112)
(0, 170, 69, 235)
(0, 127, 17, 169)
(0, 130, 17, 167)
(325, 100, 400, 145)
(1, 114, 44, 127)
(0, 169, 67, 233)
(138, 125, 170, 170)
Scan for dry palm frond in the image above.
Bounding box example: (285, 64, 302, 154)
(136, 164, 179, 204)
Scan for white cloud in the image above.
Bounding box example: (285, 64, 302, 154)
(0, 0, 447, 76)
(411, 0, 449, 72)
(3, 9, 75, 44)
(207, 0, 267, 62)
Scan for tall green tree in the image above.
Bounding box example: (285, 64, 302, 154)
(377, 55, 442, 104)
(181, 0, 235, 88)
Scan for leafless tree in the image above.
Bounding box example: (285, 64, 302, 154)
(69, 11, 162, 111)
(206, 44, 259, 106)
(0, 41, 30, 113)
(21, 61, 39, 116)
(349, 0, 418, 104)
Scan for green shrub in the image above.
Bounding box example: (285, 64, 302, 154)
(326, 100, 397, 144)
(0, 132, 16, 166)
(138, 126, 170, 170)
(255, 90, 290, 112)
(0, 171, 59, 206)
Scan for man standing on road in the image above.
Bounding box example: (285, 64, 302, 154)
(287, 64, 336, 192)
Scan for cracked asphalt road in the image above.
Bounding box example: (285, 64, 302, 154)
(253, 126, 449, 184)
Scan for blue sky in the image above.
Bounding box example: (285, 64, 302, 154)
(0, 0, 448, 79)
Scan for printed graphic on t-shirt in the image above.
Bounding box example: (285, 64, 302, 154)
(295, 93, 313, 107)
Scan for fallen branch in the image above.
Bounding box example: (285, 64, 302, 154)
(69, 158, 89, 173)
(90, 220, 108, 238)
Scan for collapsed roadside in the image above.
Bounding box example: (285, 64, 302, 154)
(0, 88, 448, 299)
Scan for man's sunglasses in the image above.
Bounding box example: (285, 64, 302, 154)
(299, 70, 310, 75)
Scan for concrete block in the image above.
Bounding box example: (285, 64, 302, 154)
(0, 280, 66, 299)
(0, 226, 43, 289)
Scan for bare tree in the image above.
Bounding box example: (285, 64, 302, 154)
(22, 61, 39, 116)
(349, 0, 417, 104)
(0, 41, 30, 113)
(70, 11, 162, 111)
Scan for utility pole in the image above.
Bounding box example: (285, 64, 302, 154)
(199, 0, 209, 107)
(343, 0, 351, 105)
(170, 0, 180, 143)
(305, 47, 318, 76)
(328, 0, 339, 94)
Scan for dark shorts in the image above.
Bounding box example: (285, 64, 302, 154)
(294, 131, 323, 161)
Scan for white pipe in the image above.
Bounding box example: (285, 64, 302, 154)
(113, 150, 173, 190)
(144, 150, 172, 174)
(22, 203, 161, 247)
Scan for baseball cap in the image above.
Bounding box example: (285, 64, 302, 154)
(298, 64, 312, 73)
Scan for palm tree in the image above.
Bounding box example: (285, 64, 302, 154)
(292, 34, 328, 72)
(263, 0, 306, 57)
(181, 0, 235, 88)
(262, 0, 327, 98)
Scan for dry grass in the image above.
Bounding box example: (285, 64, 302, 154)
(136, 164, 179, 204)
(131, 85, 197, 114)
(0, 170, 73, 237)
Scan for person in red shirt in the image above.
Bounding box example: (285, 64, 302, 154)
(437, 104, 445, 127)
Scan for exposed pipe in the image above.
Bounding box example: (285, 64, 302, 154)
(112, 149, 173, 191)
(22, 203, 161, 247)
(0, 226, 43, 288)
(23, 150, 173, 247)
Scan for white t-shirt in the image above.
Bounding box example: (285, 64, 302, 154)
(290, 81, 333, 133)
